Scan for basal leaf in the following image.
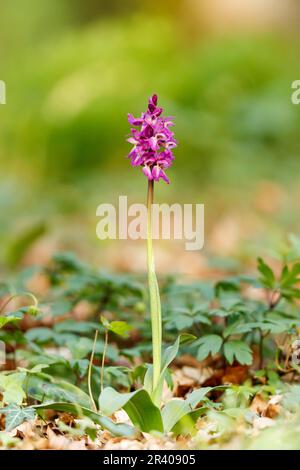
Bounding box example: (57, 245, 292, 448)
(162, 387, 218, 433)
(146, 334, 196, 405)
(171, 407, 207, 436)
(162, 399, 192, 433)
(185, 387, 215, 407)
(99, 387, 163, 433)
(33, 402, 137, 438)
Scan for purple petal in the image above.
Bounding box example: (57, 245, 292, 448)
(159, 169, 170, 184)
(148, 94, 158, 112)
(127, 113, 143, 126)
(148, 136, 159, 151)
(142, 165, 153, 180)
(152, 165, 160, 181)
(126, 94, 175, 180)
(127, 137, 138, 145)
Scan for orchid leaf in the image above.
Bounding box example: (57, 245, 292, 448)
(98, 387, 163, 433)
(145, 334, 196, 405)
(32, 402, 137, 438)
(162, 386, 214, 433)
(171, 407, 208, 436)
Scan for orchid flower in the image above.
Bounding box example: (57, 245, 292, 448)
(126, 95, 176, 398)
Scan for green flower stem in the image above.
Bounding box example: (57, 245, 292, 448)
(147, 180, 162, 393)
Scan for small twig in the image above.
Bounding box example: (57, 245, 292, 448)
(100, 330, 108, 393)
(268, 290, 281, 310)
(193, 322, 202, 336)
(0, 292, 38, 314)
(284, 352, 291, 371)
(275, 348, 294, 373)
(258, 330, 270, 370)
(259, 330, 264, 370)
(24, 374, 30, 403)
(88, 330, 98, 411)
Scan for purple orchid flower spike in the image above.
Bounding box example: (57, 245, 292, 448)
(126, 95, 177, 399)
(126, 94, 176, 183)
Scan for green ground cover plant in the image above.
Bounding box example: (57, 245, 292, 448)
(1, 238, 300, 447)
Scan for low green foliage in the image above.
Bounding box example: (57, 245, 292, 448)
(0, 245, 300, 437)
(1, 404, 36, 431)
(33, 402, 137, 438)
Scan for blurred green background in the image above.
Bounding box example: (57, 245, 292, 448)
(1, 0, 300, 274)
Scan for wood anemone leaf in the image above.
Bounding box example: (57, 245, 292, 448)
(98, 387, 163, 433)
(224, 340, 253, 365)
(257, 257, 276, 289)
(32, 402, 137, 438)
(280, 263, 300, 288)
(196, 334, 223, 360)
